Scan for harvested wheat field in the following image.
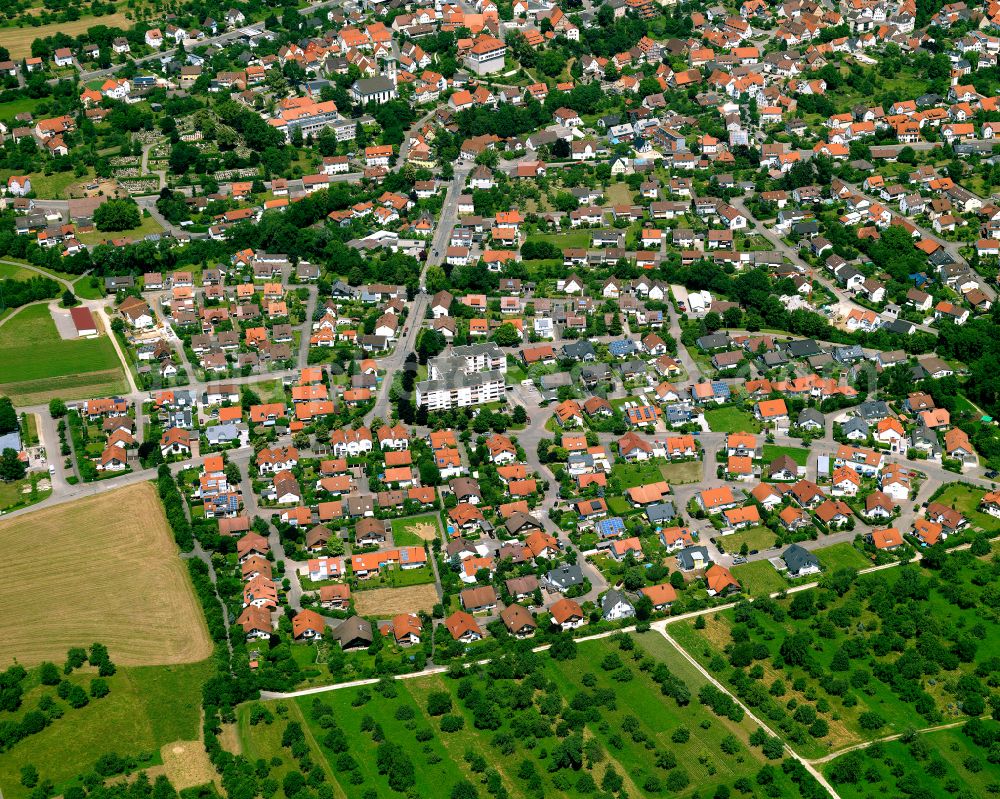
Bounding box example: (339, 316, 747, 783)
(353, 584, 438, 617)
(2, 13, 132, 58)
(0, 481, 212, 667)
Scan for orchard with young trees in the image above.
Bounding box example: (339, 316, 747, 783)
(677, 552, 1000, 758)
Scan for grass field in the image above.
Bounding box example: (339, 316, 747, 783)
(0, 262, 35, 280)
(659, 460, 703, 484)
(524, 230, 593, 249)
(0, 658, 212, 799)
(814, 542, 871, 572)
(762, 444, 809, 467)
(0, 303, 125, 404)
(73, 275, 106, 300)
(611, 461, 669, 489)
(352, 584, 438, 617)
(0, 482, 212, 667)
(715, 525, 778, 555)
(731, 560, 787, 596)
(77, 214, 164, 245)
(933, 483, 1000, 532)
(0, 97, 41, 121)
(705, 407, 761, 433)
(241, 633, 794, 799)
(604, 182, 633, 205)
(2, 12, 132, 57)
(390, 514, 440, 547)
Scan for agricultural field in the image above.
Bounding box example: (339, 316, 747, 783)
(0, 482, 213, 667)
(0, 657, 212, 799)
(671, 554, 1000, 759)
(0, 303, 125, 405)
(705, 407, 761, 434)
(352, 584, 438, 617)
(390, 514, 441, 547)
(2, 12, 132, 57)
(241, 633, 803, 799)
(823, 725, 1000, 799)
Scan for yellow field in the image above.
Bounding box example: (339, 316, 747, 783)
(353, 584, 438, 617)
(0, 481, 212, 667)
(2, 12, 132, 58)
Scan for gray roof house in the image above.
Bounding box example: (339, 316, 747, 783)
(841, 417, 869, 440)
(797, 408, 825, 431)
(856, 400, 890, 421)
(601, 589, 635, 621)
(782, 543, 820, 578)
(676, 545, 711, 571)
(205, 423, 243, 446)
(561, 340, 597, 361)
(645, 502, 677, 524)
(696, 332, 731, 351)
(544, 564, 585, 591)
(785, 339, 822, 358)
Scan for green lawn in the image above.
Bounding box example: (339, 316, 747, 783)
(730, 560, 787, 596)
(761, 444, 809, 468)
(705, 407, 761, 434)
(353, 565, 436, 590)
(240, 634, 792, 799)
(715, 525, 778, 555)
(607, 495, 633, 515)
(814, 542, 871, 572)
(825, 727, 1000, 799)
(0, 472, 52, 512)
(933, 483, 1000, 533)
(0, 98, 41, 120)
(73, 275, 106, 300)
(0, 659, 212, 799)
(523, 230, 593, 250)
(0, 304, 125, 404)
(390, 514, 441, 547)
(611, 461, 669, 489)
(0, 262, 35, 281)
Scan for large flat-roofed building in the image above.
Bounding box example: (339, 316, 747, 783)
(417, 343, 507, 410)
